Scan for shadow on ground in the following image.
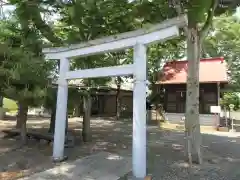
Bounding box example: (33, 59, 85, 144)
(1, 117, 240, 179)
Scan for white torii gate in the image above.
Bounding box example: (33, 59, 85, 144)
(43, 15, 187, 179)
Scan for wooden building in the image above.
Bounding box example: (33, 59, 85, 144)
(89, 88, 133, 117)
(154, 57, 228, 125)
(67, 78, 133, 117)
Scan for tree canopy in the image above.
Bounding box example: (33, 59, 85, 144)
(204, 14, 240, 88)
(0, 15, 52, 105)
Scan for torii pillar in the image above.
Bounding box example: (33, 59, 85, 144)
(43, 15, 187, 180)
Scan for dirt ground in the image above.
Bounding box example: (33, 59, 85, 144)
(0, 116, 133, 180)
(1, 116, 240, 180)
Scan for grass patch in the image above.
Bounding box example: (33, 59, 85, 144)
(3, 98, 18, 112)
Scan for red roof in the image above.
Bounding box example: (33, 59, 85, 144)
(158, 57, 228, 84)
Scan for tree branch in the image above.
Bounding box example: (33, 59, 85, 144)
(199, 0, 219, 41)
(171, 0, 188, 35)
(18, 1, 63, 45)
(31, 8, 63, 45)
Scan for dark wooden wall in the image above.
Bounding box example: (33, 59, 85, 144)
(79, 90, 133, 117)
(154, 83, 222, 114)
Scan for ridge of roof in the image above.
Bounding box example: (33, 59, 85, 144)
(165, 57, 224, 65)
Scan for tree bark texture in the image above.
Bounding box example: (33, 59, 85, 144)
(17, 102, 28, 145)
(49, 106, 68, 134)
(0, 96, 3, 107)
(185, 25, 202, 164)
(116, 81, 121, 120)
(0, 96, 4, 120)
(16, 103, 21, 129)
(82, 94, 92, 142)
(49, 106, 56, 133)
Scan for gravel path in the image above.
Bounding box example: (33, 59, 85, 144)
(120, 126, 240, 180)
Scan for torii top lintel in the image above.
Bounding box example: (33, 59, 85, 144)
(42, 15, 187, 60)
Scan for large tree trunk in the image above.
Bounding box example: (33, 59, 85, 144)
(0, 96, 4, 120)
(116, 80, 121, 120)
(0, 96, 3, 107)
(49, 106, 56, 133)
(16, 102, 28, 145)
(82, 94, 92, 142)
(49, 106, 68, 134)
(185, 25, 202, 164)
(16, 103, 21, 129)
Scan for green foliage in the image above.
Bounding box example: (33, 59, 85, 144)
(220, 92, 240, 110)
(43, 87, 57, 109)
(43, 86, 79, 114)
(13, 0, 63, 45)
(7, 0, 238, 97)
(187, 0, 212, 25)
(147, 39, 185, 87)
(53, 0, 141, 88)
(177, 0, 237, 26)
(0, 16, 53, 106)
(203, 14, 240, 88)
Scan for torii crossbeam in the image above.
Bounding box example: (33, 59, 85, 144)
(43, 15, 187, 179)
